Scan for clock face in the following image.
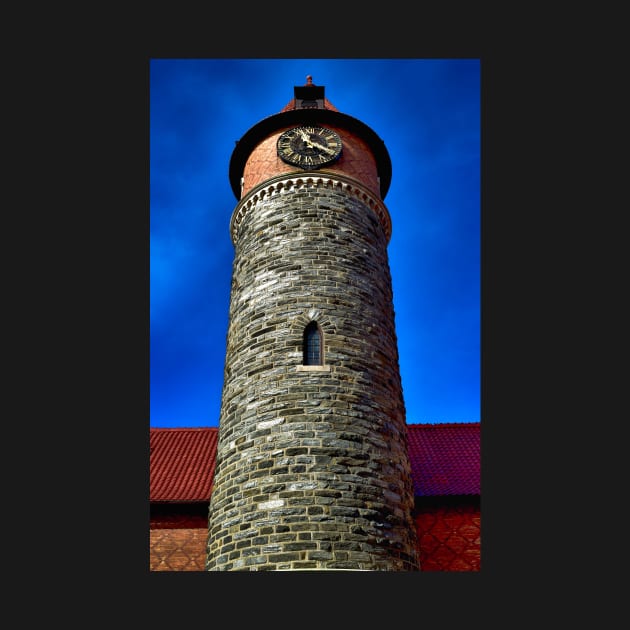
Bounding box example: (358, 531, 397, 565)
(277, 126, 342, 169)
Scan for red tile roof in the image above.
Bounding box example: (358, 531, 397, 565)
(149, 422, 479, 503)
(150, 427, 218, 503)
(407, 423, 480, 496)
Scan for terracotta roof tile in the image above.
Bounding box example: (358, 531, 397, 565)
(407, 422, 480, 496)
(150, 428, 218, 502)
(149, 422, 480, 503)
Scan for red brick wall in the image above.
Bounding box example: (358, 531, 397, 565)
(150, 505, 208, 572)
(414, 497, 481, 571)
(150, 527, 207, 571)
(150, 499, 480, 571)
(241, 126, 381, 200)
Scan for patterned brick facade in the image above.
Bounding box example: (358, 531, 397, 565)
(150, 506, 209, 571)
(150, 528, 208, 572)
(414, 497, 481, 571)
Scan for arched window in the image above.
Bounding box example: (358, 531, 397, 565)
(303, 321, 322, 366)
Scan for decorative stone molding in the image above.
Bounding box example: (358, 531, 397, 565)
(230, 172, 392, 245)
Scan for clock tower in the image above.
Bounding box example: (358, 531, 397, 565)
(205, 77, 419, 571)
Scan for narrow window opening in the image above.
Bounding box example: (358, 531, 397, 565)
(303, 321, 322, 365)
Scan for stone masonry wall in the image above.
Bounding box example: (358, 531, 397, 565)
(205, 176, 419, 571)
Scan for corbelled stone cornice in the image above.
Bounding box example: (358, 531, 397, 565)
(230, 172, 392, 245)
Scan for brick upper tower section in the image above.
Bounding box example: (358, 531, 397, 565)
(241, 126, 381, 201)
(229, 77, 392, 204)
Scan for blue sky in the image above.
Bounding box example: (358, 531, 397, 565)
(150, 58, 480, 428)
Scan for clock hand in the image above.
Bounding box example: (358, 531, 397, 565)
(308, 139, 337, 155)
(299, 133, 333, 154)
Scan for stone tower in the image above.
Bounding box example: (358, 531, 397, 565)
(205, 77, 419, 571)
